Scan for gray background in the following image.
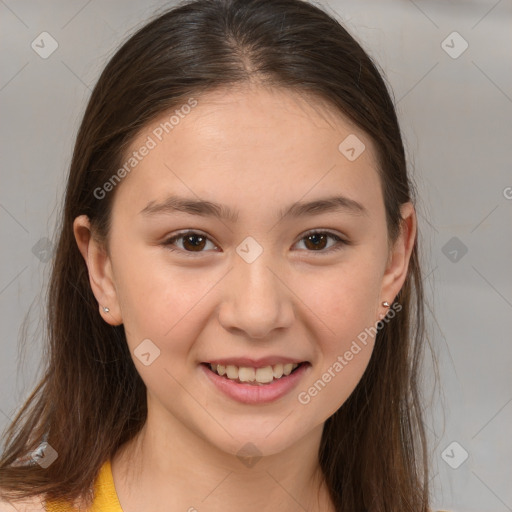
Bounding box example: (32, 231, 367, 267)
(1, 1, 511, 510)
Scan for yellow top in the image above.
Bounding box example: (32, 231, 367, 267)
(45, 459, 123, 511)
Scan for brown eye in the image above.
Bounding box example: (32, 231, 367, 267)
(164, 231, 218, 255)
(181, 233, 207, 251)
(163, 229, 347, 257)
(294, 230, 347, 253)
(303, 232, 328, 250)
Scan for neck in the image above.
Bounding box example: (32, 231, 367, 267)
(111, 406, 334, 512)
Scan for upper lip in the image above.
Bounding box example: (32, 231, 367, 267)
(204, 357, 308, 368)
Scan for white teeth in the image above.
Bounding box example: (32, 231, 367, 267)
(238, 367, 255, 382)
(255, 366, 274, 383)
(226, 365, 238, 379)
(272, 363, 284, 379)
(209, 362, 300, 384)
(283, 363, 294, 376)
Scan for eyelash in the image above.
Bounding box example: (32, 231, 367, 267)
(162, 229, 348, 257)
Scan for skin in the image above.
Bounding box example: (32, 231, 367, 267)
(73, 83, 416, 512)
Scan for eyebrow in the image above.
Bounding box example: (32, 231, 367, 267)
(139, 194, 368, 222)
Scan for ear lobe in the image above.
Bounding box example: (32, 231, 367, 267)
(378, 202, 417, 312)
(73, 215, 123, 326)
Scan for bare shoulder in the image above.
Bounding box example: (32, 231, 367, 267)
(0, 493, 46, 512)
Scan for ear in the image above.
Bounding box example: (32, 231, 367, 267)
(73, 215, 123, 326)
(377, 202, 416, 319)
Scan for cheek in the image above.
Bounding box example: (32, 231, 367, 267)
(113, 239, 218, 338)
(295, 259, 382, 337)
(293, 263, 380, 414)
(299, 352, 373, 420)
(297, 330, 375, 419)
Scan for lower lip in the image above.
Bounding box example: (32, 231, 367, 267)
(200, 363, 310, 405)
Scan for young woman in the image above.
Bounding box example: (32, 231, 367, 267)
(0, 0, 433, 510)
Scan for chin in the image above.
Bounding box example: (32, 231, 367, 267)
(201, 419, 314, 460)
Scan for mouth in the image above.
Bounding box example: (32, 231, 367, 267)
(201, 361, 308, 386)
(200, 360, 311, 404)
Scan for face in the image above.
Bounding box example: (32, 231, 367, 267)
(75, 84, 414, 458)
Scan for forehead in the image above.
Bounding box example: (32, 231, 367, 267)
(111, 85, 383, 222)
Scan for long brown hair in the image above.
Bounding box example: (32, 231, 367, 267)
(0, 0, 432, 510)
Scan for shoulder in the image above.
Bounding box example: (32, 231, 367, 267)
(0, 493, 46, 512)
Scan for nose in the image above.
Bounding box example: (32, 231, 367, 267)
(217, 253, 295, 340)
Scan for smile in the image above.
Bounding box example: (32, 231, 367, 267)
(200, 362, 311, 404)
(208, 362, 301, 385)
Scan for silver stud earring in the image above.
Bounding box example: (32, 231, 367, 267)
(382, 301, 390, 307)
(102, 306, 110, 313)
